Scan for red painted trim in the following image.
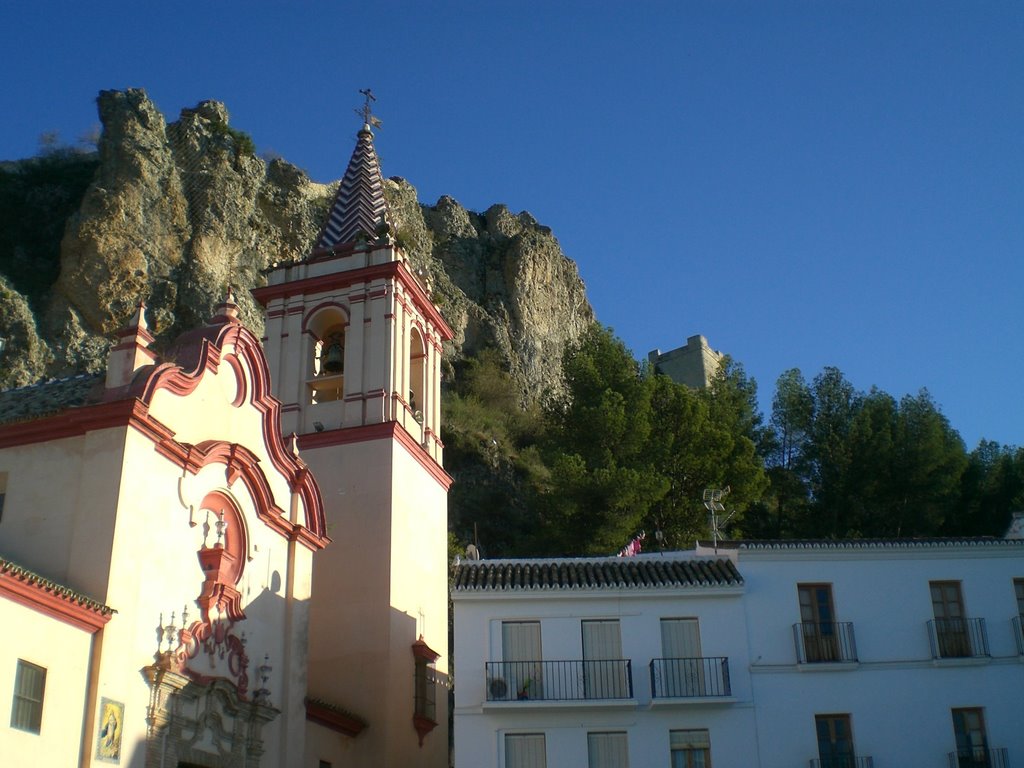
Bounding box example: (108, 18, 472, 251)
(251, 260, 454, 340)
(298, 422, 453, 491)
(305, 700, 366, 737)
(225, 355, 247, 408)
(0, 398, 143, 450)
(412, 636, 441, 662)
(0, 570, 113, 633)
(0, 321, 329, 550)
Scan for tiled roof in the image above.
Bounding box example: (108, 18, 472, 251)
(314, 125, 390, 250)
(0, 556, 114, 617)
(452, 556, 743, 593)
(0, 373, 105, 426)
(701, 538, 1024, 551)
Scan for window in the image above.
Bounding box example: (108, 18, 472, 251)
(505, 733, 546, 768)
(588, 731, 628, 768)
(660, 618, 704, 696)
(413, 656, 436, 722)
(582, 619, 627, 698)
(815, 714, 854, 768)
(10, 660, 46, 733)
(0, 471, 6, 522)
(1014, 579, 1024, 654)
(931, 581, 970, 657)
(951, 708, 989, 767)
(411, 636, 439, 744)
(670, 729, 711, 768)
(501, 621, 542, 700)
(798, 584, 838, 662)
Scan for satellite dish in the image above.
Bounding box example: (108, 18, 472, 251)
(465, 544, 481, 561)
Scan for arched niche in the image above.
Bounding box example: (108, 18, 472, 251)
(305, 305, 349, 404)
(197, 491, 248, 586)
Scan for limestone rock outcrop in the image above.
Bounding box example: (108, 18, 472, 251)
(0, 89, 593, 399)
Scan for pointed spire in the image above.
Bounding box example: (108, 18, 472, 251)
(315, 94, 390, 251)
(105, 300, 158, 392)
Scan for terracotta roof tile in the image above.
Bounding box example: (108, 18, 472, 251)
(452, 555, 743, 593)
(700, 538, 1024, 551)
(0, 556, 114, 616)
(0, 373, 105, 426)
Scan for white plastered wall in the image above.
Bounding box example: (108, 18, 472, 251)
(0, 601, 95, 766)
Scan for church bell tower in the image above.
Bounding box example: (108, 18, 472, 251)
(253, 93, 452, 768)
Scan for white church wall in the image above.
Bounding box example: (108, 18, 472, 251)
(0, 600, 95, 766)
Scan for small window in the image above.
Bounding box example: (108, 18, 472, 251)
(815, 714, 854, 766)
(952, 708, 989, 764)
(931, 581, 971, 657)
(1014, 578, 1024, 616)
(798, 584, 839, 662)
(505, 733, 546, 768)
(413, 656, 436, 722)
(10, 660, 46, 733)
(670, 729, 711, 768)
(588, 731, 629, 768)
(0, 471, 7, 523)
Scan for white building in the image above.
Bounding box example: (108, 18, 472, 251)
(452, 538, 1024, 768)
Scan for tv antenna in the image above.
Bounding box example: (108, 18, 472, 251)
(703, 486, 734, 553)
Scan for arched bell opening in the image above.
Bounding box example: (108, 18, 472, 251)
(306, 307, 349, 404)
(409, 328, 426, 425)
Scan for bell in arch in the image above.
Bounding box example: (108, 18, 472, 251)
(322, 334, 345, 374)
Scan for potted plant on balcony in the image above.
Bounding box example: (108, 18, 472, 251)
(516, 678, 533, 700)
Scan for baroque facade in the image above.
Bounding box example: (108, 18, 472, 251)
(0, 116, 451, 768)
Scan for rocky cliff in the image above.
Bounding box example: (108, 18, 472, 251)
(0, 89, 594, 398)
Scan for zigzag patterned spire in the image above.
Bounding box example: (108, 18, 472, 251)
(315, 125, 390, 250)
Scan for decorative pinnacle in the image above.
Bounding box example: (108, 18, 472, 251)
(355, 88, 382, 130)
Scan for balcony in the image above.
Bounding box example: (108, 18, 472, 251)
(793, 622, 858, 664)
(1013, 615, 1024, 656)
(485, 660, 633, 702)
(947, 747, 1009, 768)
(809, 757, 874, 768)
(649, 657, 731, 698)
(927, 618, 990, 660)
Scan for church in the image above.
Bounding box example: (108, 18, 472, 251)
(0, 107, 451, 768)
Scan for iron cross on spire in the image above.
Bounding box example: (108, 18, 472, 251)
(355, 88, 383, 129)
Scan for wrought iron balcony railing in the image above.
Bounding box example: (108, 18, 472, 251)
(485, 659, 633, 702)
(927, 617, 990, 659)
(793, 622, 858, 663)
(947, 746, 1009, 768)
(649, 657, 731, 698)
(1012, 615, 1024, 656)
(809, 756, 874, 768)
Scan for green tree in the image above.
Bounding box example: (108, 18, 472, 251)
(535, 326, 767, 555)
(951, 440, 1024, 536)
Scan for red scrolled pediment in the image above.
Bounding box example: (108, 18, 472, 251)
(135, 315, 327, 548)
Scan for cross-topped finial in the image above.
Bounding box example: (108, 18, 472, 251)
(355, 88, 382, 130)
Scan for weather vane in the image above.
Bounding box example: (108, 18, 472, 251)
(355, 88, 383, 129)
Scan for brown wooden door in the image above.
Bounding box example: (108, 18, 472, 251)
(799, 584, 838, 661)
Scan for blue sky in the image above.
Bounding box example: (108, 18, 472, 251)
(2, 1, 1021, 448)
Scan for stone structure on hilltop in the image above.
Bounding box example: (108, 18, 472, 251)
(648, 334, 724, 389)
